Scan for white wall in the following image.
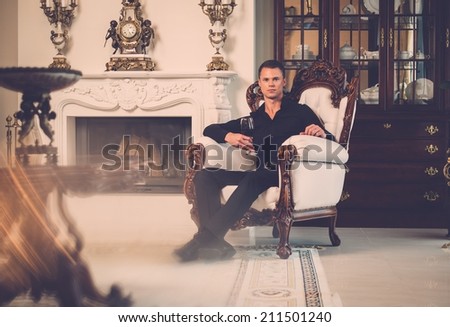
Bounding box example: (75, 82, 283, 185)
(0, 1, 18, 167)
(17, 0, 257, 118)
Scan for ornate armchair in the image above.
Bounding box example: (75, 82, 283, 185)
(184, 60, 359, 259)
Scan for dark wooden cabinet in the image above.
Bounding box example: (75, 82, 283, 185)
(274, 0, 450, 229)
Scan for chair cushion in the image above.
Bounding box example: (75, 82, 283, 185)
(220, 161, 346, 212)
(197, 136, 256, 171)
(289, 162, 346, 210)
(299, 87, 348, 142)
(283, 135, 349, 164)
(199, 136, 348, 213)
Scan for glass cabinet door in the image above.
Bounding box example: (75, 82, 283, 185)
(275, 0, 442, 107)
(444, 1, 450, 110)
(338, 0, 382, 106)
(276, 0, 327, 88)
(391, 0, 436, 108)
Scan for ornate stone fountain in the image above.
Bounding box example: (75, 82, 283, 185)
(0, 67, 82, 165)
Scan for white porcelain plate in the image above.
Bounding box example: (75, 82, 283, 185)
(363, 0, 379, 14)
(342, 4, 356, 14)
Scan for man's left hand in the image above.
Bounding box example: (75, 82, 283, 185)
(300, 124, 326, 138)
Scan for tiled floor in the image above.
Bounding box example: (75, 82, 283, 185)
(244, 227, 450, 307)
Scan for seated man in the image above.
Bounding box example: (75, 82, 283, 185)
(174, 59, 334, 262)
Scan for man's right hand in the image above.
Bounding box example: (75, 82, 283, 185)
(225, 132, 255, 151)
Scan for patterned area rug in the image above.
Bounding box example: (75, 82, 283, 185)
(5, 246, 338, 307)
(228, 247, 336, 307)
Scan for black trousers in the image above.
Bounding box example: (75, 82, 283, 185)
(193, 168, 278, 239)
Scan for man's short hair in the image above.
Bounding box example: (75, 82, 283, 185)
(258, 59, 285, 78)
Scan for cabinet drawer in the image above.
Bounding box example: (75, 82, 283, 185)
(340, 183, 447, 209)
(346, 162, 445, 183)
(350, 139, 446, 162)
(352, 120, 443, 139)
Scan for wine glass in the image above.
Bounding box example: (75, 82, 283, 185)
(240, 116, 255, 136)
(240, 116, 256, 154)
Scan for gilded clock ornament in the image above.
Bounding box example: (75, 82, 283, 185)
(105, 0, 155, 71)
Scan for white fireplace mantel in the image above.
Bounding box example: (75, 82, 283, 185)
(51, 71, 237, 165)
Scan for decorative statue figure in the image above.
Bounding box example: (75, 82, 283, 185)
(104, 20, 120, 54)
(38, 94, 56, 145)
(16, 98, 35, 146)
(141, 19, 154, 54)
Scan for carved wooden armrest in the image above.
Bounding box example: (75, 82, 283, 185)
(186, 143, 205, 171)
(183, 143, 205, 227)
(276, 144, 298, 222)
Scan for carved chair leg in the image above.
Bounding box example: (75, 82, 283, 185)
(328, 215, 341, 246)
(276, 216, 293, 259)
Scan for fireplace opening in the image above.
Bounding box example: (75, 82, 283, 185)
(76, 117, 192, 193)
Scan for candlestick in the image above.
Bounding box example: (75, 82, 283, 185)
(40, 0, 78, 69)
(199, 0, 237, 71)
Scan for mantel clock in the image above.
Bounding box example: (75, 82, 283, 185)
(105, 0, 155, 71)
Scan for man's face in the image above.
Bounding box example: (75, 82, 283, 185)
(258, 67, 286, 101)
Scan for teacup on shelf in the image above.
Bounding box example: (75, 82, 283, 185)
(398, 50, 412, 59)
(363, 49, 379, 60)
(360, 84, 379, 104)
(415, 50, 425, 59)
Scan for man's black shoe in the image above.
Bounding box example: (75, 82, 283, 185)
(173, 230, 215, 262)
(197, 239, 236, 260)
(173, 237, 202, 262)
(174, 231, 236, 262)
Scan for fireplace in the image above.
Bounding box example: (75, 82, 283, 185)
(76, 116, 191, 193)
(50, 71, 236, 192)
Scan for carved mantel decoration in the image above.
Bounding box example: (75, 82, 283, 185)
(50, 71, 237, 165)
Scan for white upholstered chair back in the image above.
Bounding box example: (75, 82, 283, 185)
(298, 87, 349, 144)
(289, 60, 359, 149)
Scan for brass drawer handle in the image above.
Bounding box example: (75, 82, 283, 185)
(446, 28, 450, 48)
(425, 125, 439, 135)
(425, 144, 439, 154)
(424, 191, 440, 202)
(383, 123, 392, 129)
(424, 167, 439, 176)
(444, 162, 450, 181)
(389, 28, 393, 48)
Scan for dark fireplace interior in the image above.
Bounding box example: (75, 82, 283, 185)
(76, 117, 192, 193)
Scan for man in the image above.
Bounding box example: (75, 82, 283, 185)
(174, 59, 333, 262)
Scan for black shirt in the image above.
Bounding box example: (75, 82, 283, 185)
(203, 97, 334, 170)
